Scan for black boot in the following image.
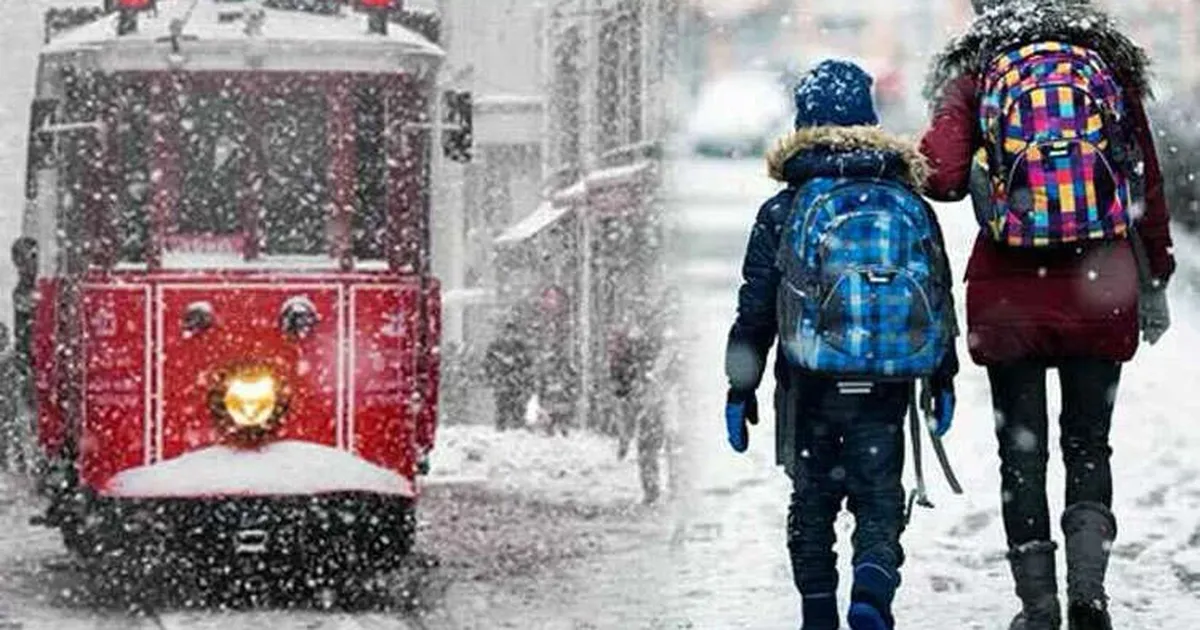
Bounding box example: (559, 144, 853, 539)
(1067, 606, 1112, 630)
(800, 593, 839, 630)
(1063, 502, 1116, 630)
(1007, 541, 1062, 630)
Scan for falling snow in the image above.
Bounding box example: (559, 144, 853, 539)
(0, 0, 1198, 628)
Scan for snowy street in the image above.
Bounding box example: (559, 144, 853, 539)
(0, 153, 1197, 629)
(0, 427, 666, 629)
(1, 158, 1198, 630)
(3, 0, 1200, 624)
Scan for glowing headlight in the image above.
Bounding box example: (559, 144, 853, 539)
(209, 365, 289, 441)
(225, 372, 278, 429)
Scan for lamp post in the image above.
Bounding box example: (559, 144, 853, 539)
(109, 0, 155, 35)
(362, 0, 400, 35)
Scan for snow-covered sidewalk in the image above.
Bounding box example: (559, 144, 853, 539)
(426, 424, 645, 507)
(657, 158, 1200, 628)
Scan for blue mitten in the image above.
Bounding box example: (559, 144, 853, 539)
(931, 387, 954, 438)
(725, 389, 758, 453)
(926, 350, 957, 438)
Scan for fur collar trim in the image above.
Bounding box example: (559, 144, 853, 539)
(766, 125, 929, 190)
(925, 0, 1151, 103)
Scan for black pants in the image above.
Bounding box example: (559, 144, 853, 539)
(617, 391, 665, 501)
(988, 359, 1121, 548)
(494, 389, 525, 431)
(786, 376, 909, 597)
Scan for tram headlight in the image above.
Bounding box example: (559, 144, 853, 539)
(209, 365, 289, 441)
(225, 373, 277, 428)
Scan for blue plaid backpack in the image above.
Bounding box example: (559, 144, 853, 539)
(776, 178, 953, 379)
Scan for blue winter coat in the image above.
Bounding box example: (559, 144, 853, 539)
(724, 125, 959, 472)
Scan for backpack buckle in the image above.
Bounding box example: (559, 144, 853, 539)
(862, 269, 896, 284)
(1047, 146, 1071, 159)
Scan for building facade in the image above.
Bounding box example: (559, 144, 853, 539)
(435, 0, 680, 429)
(434, 0, 546, 348)
(513, 0, 681, 430)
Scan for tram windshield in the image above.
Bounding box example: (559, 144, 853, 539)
(111, 75, 391, 269)
(173, 87, 330, 261)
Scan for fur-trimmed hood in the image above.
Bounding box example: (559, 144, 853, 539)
(766, 125, 929, 191)
(925, 0, 1151, 104)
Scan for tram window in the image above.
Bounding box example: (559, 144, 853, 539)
(353, 82, 387, 260)
(115, 86, 150, 263)
(60, 67, 107, 273)
(179, 90, 247, 239)
(260, 88, 330, 257)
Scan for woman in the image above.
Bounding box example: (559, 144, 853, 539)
(920, 1, 1175, 628)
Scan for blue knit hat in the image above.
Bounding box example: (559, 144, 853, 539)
(793, 60, 880, 129)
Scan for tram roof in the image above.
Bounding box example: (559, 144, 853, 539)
(44, 0, 443, 65)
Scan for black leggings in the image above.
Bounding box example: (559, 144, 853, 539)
(988, 359, 1121, 548)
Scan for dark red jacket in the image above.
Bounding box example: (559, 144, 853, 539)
(920, 74, 1176, 365)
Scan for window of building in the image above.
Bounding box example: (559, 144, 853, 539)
(597, 6, 644, 154)
(553, 26, 584, 173)
(625, 13, 643, 144)
(598, 20, 621, 153)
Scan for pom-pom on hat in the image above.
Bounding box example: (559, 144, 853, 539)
(792, 59, 880, 129)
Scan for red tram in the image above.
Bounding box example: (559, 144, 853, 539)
(13, 0, 468, 582)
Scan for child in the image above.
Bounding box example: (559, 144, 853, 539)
(724, 60, 958, 630)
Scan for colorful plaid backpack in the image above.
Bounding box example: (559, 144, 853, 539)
(776, 178, 953, 379)
(975, 42, 1140, 247)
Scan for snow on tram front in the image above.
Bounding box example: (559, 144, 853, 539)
(11, 0, 472, 588)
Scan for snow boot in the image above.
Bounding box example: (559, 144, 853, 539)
(1062, 502, 1117, 630)
(800, 593, 839, 630)
(847, 563, 898, 630)
(1007, 541, 1062, 630)
(1067, 605, 1112, 630)
(847, 602, 889, 630)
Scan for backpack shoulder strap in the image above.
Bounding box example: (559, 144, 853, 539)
(1127, 223, 1154, 288)
(907, 382, 932, 522)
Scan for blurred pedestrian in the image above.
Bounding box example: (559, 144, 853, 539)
(6, 237, 38, 474)
(483, 318, 533, 432)
(533, 286, 576, 436)
(12, 237, 36, 379)
(609, 320, 665, 504)
(0, 322, 15, 472)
